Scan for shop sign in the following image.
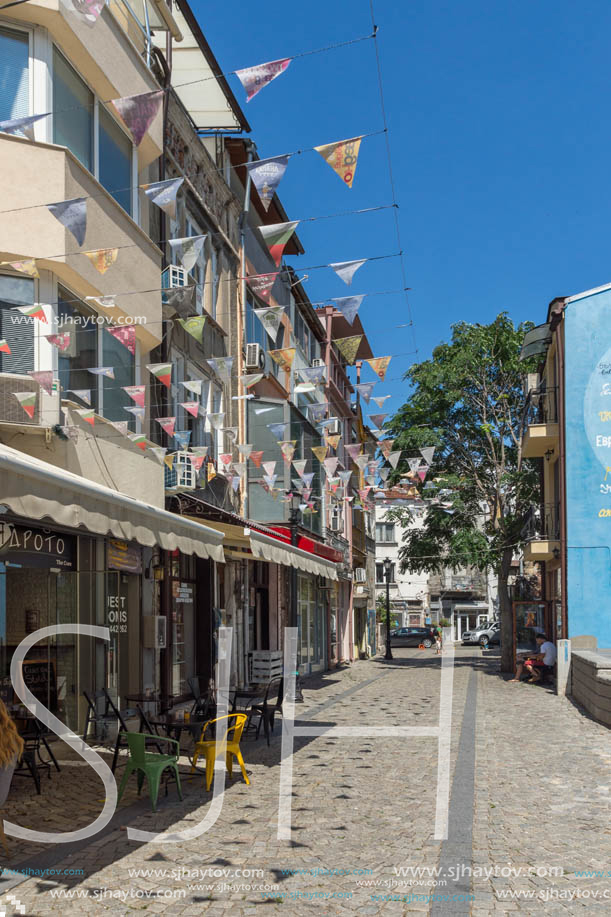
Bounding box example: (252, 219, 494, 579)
(107, 594, 128, 634)
(0, 521, 76, 569)
(107, 539, 142, 573)
(172, 581, 193, 604)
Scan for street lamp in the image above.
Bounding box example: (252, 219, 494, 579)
(383, 557, 393, 660)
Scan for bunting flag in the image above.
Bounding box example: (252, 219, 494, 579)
(15, 303, 47, 323)
(219, 454, 233, 469)
(111, 90, 164, 146)
(369, 413, 388, 429)
(371, 395, 390, 409)
(128, 433, 147, 451)
(76, 408, 95, 426)
(354, 454, 370, 471)
(333, 335, 362, 365)
(329, 258, 367, 286)
(0, 340, 10, 354)
(301, 472, 315, 488)
(156, 416, 176, 436)
(258, 221, 299, 266)
(207, 413, 225, 431)
(325, 432, 341, 451)
(47, 197, 87, 246)
(314, 136, 363, 187)
(190, 455, 207, 474)
(84, 248, 118, 274)
(180, 402, 200, 418)
(235, 58, 291, 101)
(379, 439, 395, 459)
(311, 445, 328, 463)
(263, 474, 278, 488)
(247, 272, 279, 303)
(2, 259, 39, 277)
(250, 450, 264, 468)
(124, 406, 145, 421)
(174, 430, 191, 450)
(30, 371, 54, 395)
(163, 285, 196, 314)
(299, 366, 326, 385)
(107, 325, 136, 355)
(178, 315, 207, 344)
(417, 465, 429, 483)
(207, 357, 234, 384)
(407, 456, 421, 472)
(240, 373, 265, 388)
(14, 392, 37, 418)
(168, 234, 207, 273)
(0, 113, 48, 141)
(233, 461, 247, 477)
(254, 305, 285, 340)
(345, 443, 362, 462)
(163, 453, 175, 471)
(292, 459, 307, 478)
(358, 487, 372, 504)
(182, 379, 204, 396)
(339, 470, 353, 484)
(268, 348, 296, 372)
(420, 446, 436, 465)
(147, 363, 172, 389)
(223, 427, 238, 443)
(387, 450, 402, 469)
(246, 155, 290, 210)
(379, 467, 390, 481)
(68, 389, 91, 404)
(294, 382, 316, 394)
(366, 356, 392, 381)
(355, 382, 376, 403)
(268, 421, 289, 439)
(308, 403, 328, 423)
(323, 456, 339, 477)
(237, 444, 253, 459)
(89, 366, 115, 379)
(142, 177, 184, 219)
(206, 463, 216, 483)
(262, 461, 276, 476)
(66, 0, 105, 27)
(122, 385, 145, 406)
(333, 294, 365, 325)
(45, 332, 71, 352)
(111, 421, 129, 436)
(230, 475, 241, 492)
(280, 441, 296, 463)
(86, 294, 116, 309)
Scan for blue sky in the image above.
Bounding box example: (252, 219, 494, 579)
(194, 0, 611, 417)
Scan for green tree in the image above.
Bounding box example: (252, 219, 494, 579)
(385, 314, 538, 672)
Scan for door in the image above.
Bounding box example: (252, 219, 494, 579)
(512, 601, 548, 660)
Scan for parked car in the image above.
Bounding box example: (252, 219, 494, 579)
(462, 621, 500, 647)
(390, 627, 434, 648)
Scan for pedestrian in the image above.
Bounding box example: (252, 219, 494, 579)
(435, 624, 443, 655)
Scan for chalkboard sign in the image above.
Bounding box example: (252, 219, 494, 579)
(0, 674, 12, 705)
(21, 660, 57, 711)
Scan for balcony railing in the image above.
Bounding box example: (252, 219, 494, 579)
(524, 386, 558, 426)
(521, 503, 560, 542)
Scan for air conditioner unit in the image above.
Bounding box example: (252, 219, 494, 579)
(142, 615, 167, 649)
(354, 567, 367, 584)
(0, 372, 60, 426)
(164, 452, 196, 492)
(311, 358, 325, 369)
(162, 264, 188, 289)
(330, 513, 343, 533)
(326, 417, 341, 436)
(245, 342, 265, 371)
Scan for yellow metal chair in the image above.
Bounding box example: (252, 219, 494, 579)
(191, 714, 250, 792)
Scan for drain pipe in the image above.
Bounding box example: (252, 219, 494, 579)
(238, 140, 257, 519)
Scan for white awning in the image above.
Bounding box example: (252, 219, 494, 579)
(246, 529, 338, 581)
(0, 443, 224, 562)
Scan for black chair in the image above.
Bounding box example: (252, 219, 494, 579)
(135, 706, 171, 754)
(187, 676, 215, 719)
(13, 728, 52, 795)
(82, 690, 116, 743)
(251, 677, 283, 746)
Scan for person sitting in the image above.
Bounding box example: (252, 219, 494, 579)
(510, 635, 557, 683)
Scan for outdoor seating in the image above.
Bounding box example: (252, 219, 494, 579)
(187, 675, 215, 719)
(250, 677, 284, 746)
(191, 714, 250, 792)
(82, 690, 117, 743)
(116, 733, 183, 813)
(12, 730, 50, 795)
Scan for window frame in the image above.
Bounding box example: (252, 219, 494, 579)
(0, 21, 33, 124)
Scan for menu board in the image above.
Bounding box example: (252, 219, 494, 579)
(21, 659, 57, 711)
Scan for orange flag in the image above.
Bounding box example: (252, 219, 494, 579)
(367, 356, 392, 381)
(314, 136, 363, 188)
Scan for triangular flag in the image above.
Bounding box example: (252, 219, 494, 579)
(111, 90, 164, 146)
(111, 421, 129, 436)
(262, 461, 276, 476)
(0, 113, 48, 141)
(311, 445, 328, 463)
(371, 395, 390, 409)
(123, 385, 146, 407)
(418, 465, 429, 483)
(333, 294, 365, 325)
(299, 366, 326, 385)
(379, 439, 395, 459)
(45, 332, 71, 352)
(66, 0, 105, 27)
(355, 382, 376, 403)
(182, 380, 203, 395)
(180, 402, 200, 418)
(0, 340, 10, 354)
(314, 136, 363, 188)
(247, 272, 279, 303)
(233, 462, 247, 477)
(178, 315, 207, 344)
(142, 177, 184, 219)
(254, 306, 285, 340)
(168, 234, 207, 273)
(235, 58, 291, 102)
(15, 303, 47, 323)
(325, 433, 341, 451)
(379, 467, 390, 481)
(219, 453, 233, 469)
(280, 441, 296, 463)
(292, 459, 307, 478)
(164, 453, 175, 471)
(162, 285, 196, 314)
(354, 454, 369, 471)
(420, 447, 436, 465)
(76, 408, 95, 426)
(147, 363, 172, 388)
(89, 366, 115, 379)
(240, 373, 264, 388)
(250, 450, 264, 468)
(2, 259, 38, 277)
(329, 259, 367, 285)
(124, 406, 145, 420)
(68, 389, 91, 404)
(237, 444, 253, 459)
(358, 487, 372, 503)
(387, 450, 402, 469)
(339, 470, 353, 484)
(302, 472, 314, 487)
(150, 447, 167, 462)
(128, 433, 147, 451)
(156, 416, 176, 436)
(323, 456, 339, 477)
(246, 156, 290, 211)
(345, 443, 362, 461)
(268, 348, 296, 371)
(107, 325, 136, 355)
(258, 221, 299, 267)
(408, 457, 421, 472)
(207, 357, 234, 384)
(14, 391, 37, 418)
(30, 371, 54, 395)
(263, 473, 278, 488)
(47, 197, 87, 246)
(84, 248, 118, 274)
(223, 427, 238, 443)
(207, 463, 217, 483)
(207, 412, 225, 430)
(367, 356, 392, 381)
(369, 413, 388, 429)
(308, 403, 328, 423)
(333, 335, 362, 365)
(173, 431, 191, 450)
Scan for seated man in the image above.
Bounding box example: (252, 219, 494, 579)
(510, 634, 557, 683)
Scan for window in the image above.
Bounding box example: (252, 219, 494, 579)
(53, 48, 93, 172)
(102, 322, 135, 424)
(376, 522, 396, 543)
(376, 562, 395, 583)
(57, 287, 99, 413)
(0, 25, 29, 123)
(185, 213, 206, 313)
(0, 274, 35, 373)
(99, 104, 133, 216)
(246, 293, 281, 378)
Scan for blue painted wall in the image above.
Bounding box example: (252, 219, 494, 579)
(565, 288, 611, 647)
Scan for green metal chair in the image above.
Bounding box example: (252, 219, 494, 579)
(116, 732, 182, 813)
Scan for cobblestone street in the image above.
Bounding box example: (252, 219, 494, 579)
(1, 647, 611, 915)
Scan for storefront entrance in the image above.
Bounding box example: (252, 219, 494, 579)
(513, 601, 549, 657)
(298, 575, 326, 673)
